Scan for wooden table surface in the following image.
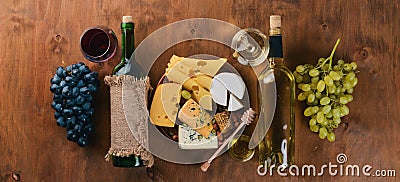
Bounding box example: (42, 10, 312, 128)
(0, 0, 399, 181)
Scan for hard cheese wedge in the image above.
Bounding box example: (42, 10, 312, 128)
(198, 95, 213, 111)
(167, 55, 184, 70)
(149, 83, 181, 127)
(177, 77, 212, 111)
(176, 61, 197, 77)
(166, 55, 226, 79)
(181, 58, 227, 77)
(194, 122, 214, 138)
(166, 68, 213, 111)
(165, 65, 190, 85)
(194, 74, 213, 90)
(178, 99, 213, 137)
(189, 82, 212, 111)
(178, 125, 218, 150)
(166, 59, 197, 78)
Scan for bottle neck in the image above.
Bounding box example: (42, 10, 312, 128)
(121, 22, 135, 62)
(268, 29, 284, 66)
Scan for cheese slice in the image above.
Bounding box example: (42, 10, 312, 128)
(149, 83, 181, 127)
(166, 66, 203, 91)
(178, 99, 213, 137)
(194, 74, 213, 90)
(178, 125, 218, 150)
(181, 58, 227, 77)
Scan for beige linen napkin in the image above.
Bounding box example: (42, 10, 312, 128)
(104, 75, 154, 167)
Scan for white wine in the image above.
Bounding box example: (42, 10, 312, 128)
(259, 15, 295, 169)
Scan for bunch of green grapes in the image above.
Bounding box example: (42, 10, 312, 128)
(293, 39, 358, 142)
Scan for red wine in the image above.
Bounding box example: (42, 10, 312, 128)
(80, 26, 117, 62)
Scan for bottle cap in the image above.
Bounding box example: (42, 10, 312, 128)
(122, 16, 133, 23)
(270, 15, 281, 29)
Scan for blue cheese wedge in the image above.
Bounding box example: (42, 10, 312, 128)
(178, 125, 218, 150)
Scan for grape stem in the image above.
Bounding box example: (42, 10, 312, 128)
(61, 60, 67, 68)
(316, 39, 341, 70)
(316, 39, 341, 97)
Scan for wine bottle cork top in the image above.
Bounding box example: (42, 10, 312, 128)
(122, 16, 133, 23)
(270, 15, 281, 29)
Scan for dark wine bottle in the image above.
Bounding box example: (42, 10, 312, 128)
(113, 16, 144, 77)
(112, 16, 145, 167)
(112, 155, 143, 167)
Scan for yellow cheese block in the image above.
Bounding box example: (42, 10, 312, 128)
(166, 68, 212, 111)
(178, 99, 213, 138)
(181, 57, 227, 77)
(181, 78, 212, 110)
(167, 55, 184, 70)
(194, 74, 213, 90)
(149, 83, 181, 127)
(176, 61, 197, 77)
(166, 66, 190, 85)
(182, 77, 200, 91)
(166, 60, 198, 87)
(166, 61, 198, 84)
(198, 95, 213, 111)
(190, 83, 211, 106)
(165, 55, 186, 76)
(194, 121, 214, 139)
(167, 56, 226, 78)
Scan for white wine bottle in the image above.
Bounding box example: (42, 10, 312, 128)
(259, 15, 295, 169)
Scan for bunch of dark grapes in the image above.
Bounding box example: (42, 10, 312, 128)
(50, 62, 99, 147)
(293, 39, 358, 142)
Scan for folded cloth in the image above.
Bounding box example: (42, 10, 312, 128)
(104, 75, 154, 167)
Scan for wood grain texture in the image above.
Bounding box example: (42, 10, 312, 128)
(0, 0, 399, 181)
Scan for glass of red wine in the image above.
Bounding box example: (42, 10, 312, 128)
(80, 26, 117, 62)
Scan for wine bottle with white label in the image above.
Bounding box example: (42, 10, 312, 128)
(258, 15, 295, 169)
